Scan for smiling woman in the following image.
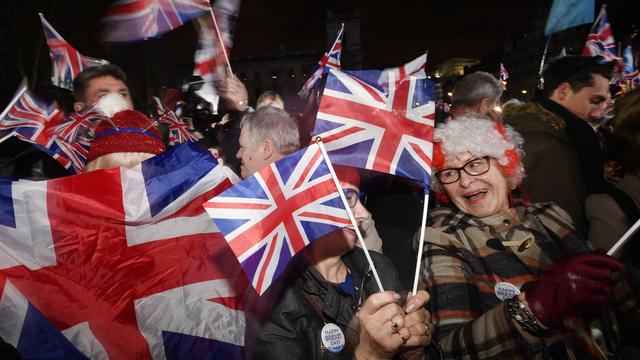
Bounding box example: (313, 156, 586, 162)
(415, 115, 638, 359)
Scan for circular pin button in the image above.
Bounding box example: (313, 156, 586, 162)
(494, 282, 521, 300)
(321, 323, 345, 353)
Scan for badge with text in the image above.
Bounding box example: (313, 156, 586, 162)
(494, 282, 521, 300)
(321, 323, 345, 353)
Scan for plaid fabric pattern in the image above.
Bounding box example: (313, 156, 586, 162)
(417, 202, 638, 359)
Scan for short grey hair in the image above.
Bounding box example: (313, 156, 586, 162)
(452, 71, 503, 108)
(240, 106, 300, 155)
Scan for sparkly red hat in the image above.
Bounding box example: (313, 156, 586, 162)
(87, 110, 165, 162)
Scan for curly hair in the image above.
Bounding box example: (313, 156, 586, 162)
(431, 115, 525, 201)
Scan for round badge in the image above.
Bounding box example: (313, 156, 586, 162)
(494, 282, 521, 301)
(321, 323, 345, 353)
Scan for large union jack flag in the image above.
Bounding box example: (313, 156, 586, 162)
(313, 68, 435, 187)
(204, 144, 350, 295)
(298, 24, 344, 98)
(40, 14, 108, 90)
(102, 0, 212, 42)
(582, 6, 617, 61)
(0, 142, 249, 359)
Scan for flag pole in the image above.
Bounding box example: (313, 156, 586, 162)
(209, 9, 234, 77)
(607, 217, 640, 259)
(538, 36, 552, 78)
(315, 137, 385, 292)
(412, 191, 430, 294)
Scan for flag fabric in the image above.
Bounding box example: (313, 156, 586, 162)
(192, 0, 241, 110)
(40, 14, 108, 90)
(298, 24, 344, 98)
(152, 96, 197, 146)
(102, 0, 212, 42)
(499, 63, 509, 81)
(0, 81, 65, 149)
(544, 0, 594, 36)
(377, 53, 428, 93)
(623, 45, 638, 81)
(203, 144, 351, 295)
(583, 6, 617, 61)
(0, 142, 249, 359)
(313, 68, 435, 186)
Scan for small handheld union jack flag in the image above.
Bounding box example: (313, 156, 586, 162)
(203, 144, 351, 295)
(583, 6, 617, 62)
(102, 0, 212, 42)
(377, 53, 428, 93)
(152, 96, 197, 146)
(298, 23, 344, 98)
(313, 68, 435, 187)
(499, 63, 509, 81)
(40, 14, 108, 90)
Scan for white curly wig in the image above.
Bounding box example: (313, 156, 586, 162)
(432, 115, 525, 197)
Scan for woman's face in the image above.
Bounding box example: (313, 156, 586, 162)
(441, 152, 510, 218)
(341, 183, 372, 249)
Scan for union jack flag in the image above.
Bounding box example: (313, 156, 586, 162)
(623, 45, 639, 86)
(102, 0, 212, 42)
(377, 53, 427, 92)
(583, 6, 617, 62)
(313, 68, 435, 187)
(298, 23, 344, 98)
(500, 62, 509, 81)
(152, 96, 197, 146)
(0, 142, 249, 359)
(204, 144, 351, 295)
(40, 14, 108, 90)
(0, 80, 64, 149)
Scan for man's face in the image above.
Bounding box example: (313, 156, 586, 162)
(236, 125, 267, 178)
(75, 75, 132, 111)
(556, 74, 609, 121)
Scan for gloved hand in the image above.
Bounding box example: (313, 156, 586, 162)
(525, 251, 623, 327)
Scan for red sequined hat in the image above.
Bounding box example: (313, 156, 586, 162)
(87, 110, 165, 162)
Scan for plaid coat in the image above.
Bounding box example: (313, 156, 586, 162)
(417, 202, 639, 359)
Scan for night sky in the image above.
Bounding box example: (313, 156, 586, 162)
(1, 0, 638, 109)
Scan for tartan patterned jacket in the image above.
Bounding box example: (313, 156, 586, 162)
(416, 202, 639, 359)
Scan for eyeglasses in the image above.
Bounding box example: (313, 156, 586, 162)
(435, 156, 491, 184)
(343, 188, 367, 208)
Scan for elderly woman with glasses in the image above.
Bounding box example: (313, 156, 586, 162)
(253, 166, 440, 360)
(415, 115, 637, 359)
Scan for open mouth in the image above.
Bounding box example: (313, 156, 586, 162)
(464, 189, 488, 201)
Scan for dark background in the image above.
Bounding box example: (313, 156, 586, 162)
(0, 0, 638, 110)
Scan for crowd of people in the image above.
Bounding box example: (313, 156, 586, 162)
(1, 53, 639, 359)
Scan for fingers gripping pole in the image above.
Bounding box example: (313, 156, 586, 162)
(315, 138, 385, 292)
(412, 192, 430, 294)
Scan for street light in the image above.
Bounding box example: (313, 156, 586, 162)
(521, 90, 527, 94)
(447, 92, 453, 97)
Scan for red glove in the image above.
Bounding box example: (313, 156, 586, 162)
(525, 251, 623, 327)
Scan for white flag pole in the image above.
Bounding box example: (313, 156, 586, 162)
(209, 9, 234, 77)
(315, 138, 385, 292)
(607, 217, 640, 259)
(412, 191, 430, 294)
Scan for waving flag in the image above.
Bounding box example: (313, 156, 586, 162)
(204, 144, 351, 295)
(377, 53, 427, 92)
(623, 45, 638, 84)
(152, 96, 197, 146)
(192, 0, 241, 109)
(298, 24, 344, 98)
(0, 80, 64, 148)
(313, 68, 435, 186)
(499, 63, 509, 81)
(40, 14, 108, 90)
(544, 0, 594, 36)
(102, 0, 212, 42)
(583, 6, 617, 61)
(0, 142, 249, 359)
